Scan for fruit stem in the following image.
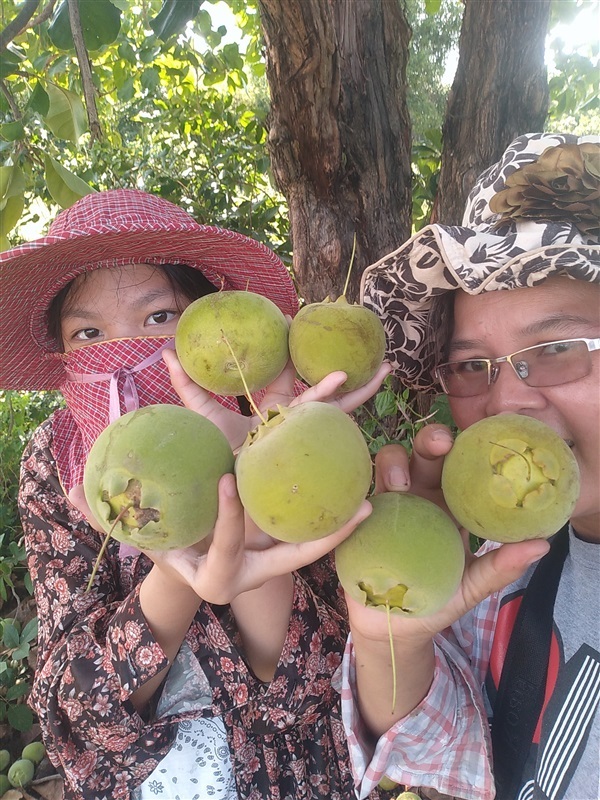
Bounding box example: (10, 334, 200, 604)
(221, 331, 266, 424)
(386, 600, 397, 715)
(86, 504, 132, 593)
(489, 440, 531, 481)
(341, 232, 357, 299)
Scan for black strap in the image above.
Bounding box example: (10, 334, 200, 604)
(491, 525, 570, 800)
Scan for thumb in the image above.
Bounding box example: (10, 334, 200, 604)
(68, 484, 105, 533)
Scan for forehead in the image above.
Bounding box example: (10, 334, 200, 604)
(453, 277, 600, 334)
(67, 263, 173, 304)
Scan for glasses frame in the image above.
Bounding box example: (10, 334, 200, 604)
(435, 337, 600, 398)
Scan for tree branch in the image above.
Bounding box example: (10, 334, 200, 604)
(0, 0, 41, 53)
(31, 0, 60, 27)
(67, 0, 102, 141)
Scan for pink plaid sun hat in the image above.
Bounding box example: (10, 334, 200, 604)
(0, 188, 298, 390)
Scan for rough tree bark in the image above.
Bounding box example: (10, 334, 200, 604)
(258, 0, 412, 303)
(435, 0, 551, 225)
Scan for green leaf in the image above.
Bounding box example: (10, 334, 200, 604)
(49, 0, 122, 52)
(424, 0, 442, 15)
(44, 83, 88, 142)
(7, 703, 34, 732)
(0, 121, 25, 142)
(0, 44, 25, 80)
(6, 682, 30, 701)
(27, 81, 50, 116)
(2, 622, 19, 649)
(21, 617, 38, 643)
(44, 156, 96, 208)
(150, 0, 203, 41)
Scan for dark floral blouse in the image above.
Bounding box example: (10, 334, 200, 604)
(19, 419, 392, 800)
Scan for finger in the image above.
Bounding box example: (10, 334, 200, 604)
(461, 538, 551, 610)
(373, 444, 411, 494)
(334, 362, 393, 413)
(407, 423, 454, 492)
(205, 473, 247, 566)
(251, 500, 373, 579)
(68, 484, 105, 533)
(258, 358, 298, 411)
(163, 348, 215, 413)
(289, 371, 349, 404)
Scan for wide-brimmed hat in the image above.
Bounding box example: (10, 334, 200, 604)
(361, 132, 600, 393)
(0, 188, 299, 390)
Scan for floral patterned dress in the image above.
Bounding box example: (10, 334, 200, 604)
(19, 418, 393, 800)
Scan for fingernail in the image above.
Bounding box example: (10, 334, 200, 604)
(431, 429, 453, 444)
(388, 466, 409, 489)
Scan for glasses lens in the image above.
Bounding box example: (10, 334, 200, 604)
(519, 340, 592, 387)
(436, 359, 490, 397)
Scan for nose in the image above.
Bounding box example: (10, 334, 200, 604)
(484, 360, 547, 417)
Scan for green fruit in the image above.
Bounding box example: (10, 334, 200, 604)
(175, 290, 290, 395)
(84, 405, 234, 550)
(235, 401, 372, 542)
(0, 774, 10, 797)
(21, 741, 46, 765)
(336, 492, 464, 617)
(378, 775, 400, 790)
(7, 758, 35, 789)
(289, 295, 386, 392)
(0, 750, 9, 772)
(441, 414, 580, 543)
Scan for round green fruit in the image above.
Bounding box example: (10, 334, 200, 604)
(7, 758, 35, 789)
(235, 401, 373, 542)
(335, 492, 464, 617)
(84, 405, 234, 550)
(21, 742, 46, 765)
(0, 774, 10, 797)
(289, 295, 386, 392)
(441, 414, 580, 543)
(175, 290, 290, 395)
(0, 750, 9, 773)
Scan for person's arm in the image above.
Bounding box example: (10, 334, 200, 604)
(340, 430, 551, 798)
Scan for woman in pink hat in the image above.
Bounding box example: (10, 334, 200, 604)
(348, 133, 600, 800)
(2, 189, 395, 800)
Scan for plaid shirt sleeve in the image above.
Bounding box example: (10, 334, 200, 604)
(340, 545, 502, 800)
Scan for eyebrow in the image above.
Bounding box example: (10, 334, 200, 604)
(449, 314, 597, 354)
(61, 288, 179, 321)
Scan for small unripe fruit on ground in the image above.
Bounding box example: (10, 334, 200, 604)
(0, 750, 9, 772)
(336, 492, 464, 617)
(21, 741, 46, 765)
(7, 758, 35, 788)
(84, 405, 234, 551)
(442, 414, 580, 543)
(235, 402, 372, 542)
(289, 295, 386, 392)
(0, 774, 10, 796)
(378, 775, 400, 790)
(175, 290, 290, 395)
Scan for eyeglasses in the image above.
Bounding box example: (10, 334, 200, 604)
(435, 337, 600, 398)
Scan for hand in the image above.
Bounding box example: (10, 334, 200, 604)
(356, 423, 551, 643)
(138, 473, 373, 606)
(164, 346, 392, 450)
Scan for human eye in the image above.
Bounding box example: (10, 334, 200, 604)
(537, 339, 578, 356)
(145, 310, 179, 326)
(72, 327, 102, 342)
(454, 359, 488, 374)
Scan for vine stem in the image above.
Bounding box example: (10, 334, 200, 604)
(386, 600, 397, 714)
(86, 504, 132, 593)
(341, 232, 358, 298)
(221, 331, 266, 424)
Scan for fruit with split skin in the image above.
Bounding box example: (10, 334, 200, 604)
(83, 404, 234, 551)
(289, 294, 387, 392)
(175, 290, 290, 395)
(335, 492, 465, 617)
(235, 401, 373, 542)
(441, 413, 580, 543)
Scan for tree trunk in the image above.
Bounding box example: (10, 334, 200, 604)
(258, 0, 412, 303)
(435, 0, 551, 225)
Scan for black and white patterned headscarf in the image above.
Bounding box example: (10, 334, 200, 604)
(361, 132, 600, 393)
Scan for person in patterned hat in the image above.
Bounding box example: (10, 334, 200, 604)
(3, 188, 397, 800)
(353, 132, 599, 799)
